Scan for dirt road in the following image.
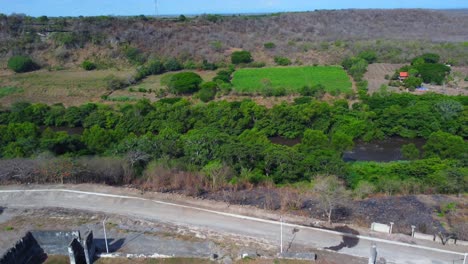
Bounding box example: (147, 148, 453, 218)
(0, 188, 466, 264)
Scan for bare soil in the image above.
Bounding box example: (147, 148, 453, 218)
(365, 63, 468, 95)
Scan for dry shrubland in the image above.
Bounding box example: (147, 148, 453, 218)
(1, 9, 468, 67)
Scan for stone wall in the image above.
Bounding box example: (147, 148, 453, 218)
(0, 232, 46, 264)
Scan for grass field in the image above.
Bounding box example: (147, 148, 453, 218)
(0, 86, 24, 98)
(231, 66, 352, 94)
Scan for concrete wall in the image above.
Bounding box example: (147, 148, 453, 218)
(31, 230, 81, 255)
(370, 222, 390, 234)
(68, 238, 86, 264)
(83, 231, 95, 264)
(0, 232, 46, 264)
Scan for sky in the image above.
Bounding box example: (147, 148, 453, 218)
(0, 0, 467, 17)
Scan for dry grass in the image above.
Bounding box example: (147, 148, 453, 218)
(0, 69, 134, 106)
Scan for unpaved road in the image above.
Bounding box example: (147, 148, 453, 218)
(0, 188, 466, 264)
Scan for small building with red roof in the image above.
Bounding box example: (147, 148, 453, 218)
(399, 72, 409, 81)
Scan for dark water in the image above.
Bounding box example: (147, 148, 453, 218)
(40, 126, 84, 135)
(344, 137, 426, 162)
(270, 136, 426, 162)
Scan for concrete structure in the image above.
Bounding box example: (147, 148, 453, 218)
(0, 230, 96, 264)
(31, 230, 81, 255)
(370, 222, 390, 234)
(83, 231, 96, 264)
(0, 232, 45, 264)
(68, 238, 86, 264)
(279, 252, 316, 261)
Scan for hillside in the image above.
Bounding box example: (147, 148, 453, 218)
(1, 9, 468, 68)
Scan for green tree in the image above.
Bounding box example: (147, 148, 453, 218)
(231, 50, 253, 64)
(274, 56, 292, 66)
(202, 160, 231, 190)
(331, 132, 354, 153)
(423, 131, 467, 159)
(401, 143, 420, 160)
(7, 55, 38, 73)
(403, 76, 423, 90)
(82, 125, 117, 154)
(358, 50, 377, 64)
(168, 72, 203, 94)
(197, 81, 217, 102)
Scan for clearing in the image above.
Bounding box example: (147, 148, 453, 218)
(231, 66, 352, 94)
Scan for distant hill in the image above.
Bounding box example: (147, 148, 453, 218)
(1, 9, 467, 67)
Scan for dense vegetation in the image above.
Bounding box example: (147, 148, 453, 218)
(7, 55, 38, 73)
(0, 92, 466, 196)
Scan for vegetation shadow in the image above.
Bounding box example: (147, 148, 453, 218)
(325, 226, 360, 251)
(94, 238, 126, 253)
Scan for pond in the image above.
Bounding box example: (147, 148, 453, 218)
(269, 136, 426, 162)
(343, 137, 426, 162)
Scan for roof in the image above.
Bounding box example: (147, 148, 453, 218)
(400, 72, 409, 78)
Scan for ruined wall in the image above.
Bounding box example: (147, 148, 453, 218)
(68, 238, 86, 264)
(0, 232, 46, 264)
(83, 231, 95, 264)
(30, 230, 81, 255)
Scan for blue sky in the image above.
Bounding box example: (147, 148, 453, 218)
(0, 0, 467, 17)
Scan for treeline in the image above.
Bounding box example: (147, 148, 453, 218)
(0, 93, 466, 195)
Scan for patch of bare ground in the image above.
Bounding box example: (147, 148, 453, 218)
(365, 63, 468, 95)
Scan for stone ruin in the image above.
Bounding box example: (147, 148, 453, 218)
(0, 230, 95, 264)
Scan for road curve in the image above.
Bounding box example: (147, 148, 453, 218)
(0, 189, 465, 264)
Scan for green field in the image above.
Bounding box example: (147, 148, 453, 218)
(231, 66, 352, 94)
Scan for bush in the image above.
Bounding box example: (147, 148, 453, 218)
(403, 76, 423, 90)
(7, 55, 38, 73)
(81, 60, 96, 71)
(274, 56, 292, 66)
(105, 75, 127, 91)
(264, 42, 276, 49)
(300, 84, 326, 98)
(246, 62, 265, 68)
(197, 82, 217, 102)
(231, 51, 253, 64)
(168, 72, 203, 94)
(413, 53, 440, 64)
(124, 46, 146, 65)
(164, 58, 182, 71)
(213, 70, 233, 83)
(358, 50, 377, 64)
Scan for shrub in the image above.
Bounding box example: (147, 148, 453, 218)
(197, 82, 217, 102)
(274, 56, 292, 66)
(124, 46, 146, 65)
(104, 75, 127, 91)
(213, 70, 233, 83)
(403, 76, 423, 90)
(231, 51, 253, 64)
(168, 72, 203, 94)
(7, 55, 38, 73)
(82, 60, 96, 71)
(164, 58, 182, 71)
(358, 50, 377, 64)
(247, 61, 265, 68)
(300, 84, 326, 98)
(201, 60, 217, 71)
(264, 42, 276, 49)
(413, 53, 440, 64)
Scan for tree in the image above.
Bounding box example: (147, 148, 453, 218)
(403, 76, 423, 90)
(197, 81, 217, 102)
(231, 50, 253, 64)
(358, 50, 377, 64)
(423, 131, 467, 160)
(168, 72, 203, 94)
(313, 175, 350, 225)
(202, 160, 231, 190)
(331, 132, 354, 153)
(401, 143, 420, 160)
(299, 129, 329, 151)
(7, 55, 38, 73)
(164, 58, 182, 71)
